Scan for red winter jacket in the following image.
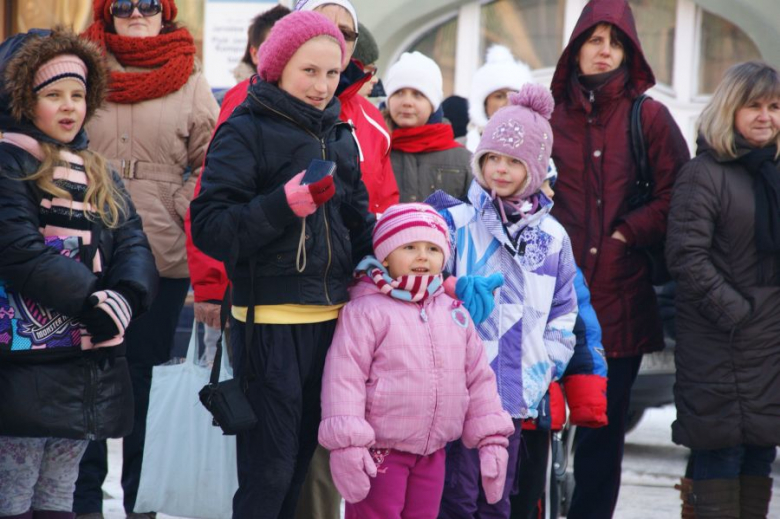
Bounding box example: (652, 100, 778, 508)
(184, 65, 399, 303)
(549, 0, 690, 358)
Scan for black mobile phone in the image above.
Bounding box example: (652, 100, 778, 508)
(301, 159, 336, 185)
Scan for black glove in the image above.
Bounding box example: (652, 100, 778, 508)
(79, 289, 133, 344)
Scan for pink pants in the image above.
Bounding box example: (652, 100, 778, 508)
(345, 448, 445, 519)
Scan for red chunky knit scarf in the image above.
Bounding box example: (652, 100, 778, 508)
(391, 123, 463, 154)
(81, 21, 195, 104)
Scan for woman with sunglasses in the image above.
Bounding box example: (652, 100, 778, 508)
(73, 1, 218, 518)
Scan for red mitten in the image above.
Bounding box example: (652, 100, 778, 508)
(479, 444, 509, 504)
(284, 171, 336, 217)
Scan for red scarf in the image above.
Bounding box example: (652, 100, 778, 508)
(391, 123, 462, 154)
(82, 21, 195, 104)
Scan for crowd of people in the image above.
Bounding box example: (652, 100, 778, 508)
(0, 0, 777, 518)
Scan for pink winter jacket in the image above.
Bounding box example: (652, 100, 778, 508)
(319, 279, 514, 456)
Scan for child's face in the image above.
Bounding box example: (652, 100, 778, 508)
(388, 88, 433, 128)
(383, 240, 445, 278)
(33, 78, 86, 144)
(481, 153, 528, 198)
(278, 36, 342, 111)
(485, 88, 514, 119)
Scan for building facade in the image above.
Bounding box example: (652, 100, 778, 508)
(3, 0, 778, 149)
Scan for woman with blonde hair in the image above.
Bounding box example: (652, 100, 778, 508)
(666, 60, 780, 518)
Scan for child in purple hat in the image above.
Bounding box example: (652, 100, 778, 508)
(190, 10, 377, 517)
(427, 83, 579, 518)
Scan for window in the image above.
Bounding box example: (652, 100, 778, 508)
(479, 0, 565, 70)
(628, 0, 676, 86)
(407, 15, 458, 98)
(698, 10, 761, 95)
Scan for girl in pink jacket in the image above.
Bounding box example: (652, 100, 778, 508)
(318, 203, 514, 519)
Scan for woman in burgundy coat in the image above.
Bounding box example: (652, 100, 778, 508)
(548, 0, 690, 516)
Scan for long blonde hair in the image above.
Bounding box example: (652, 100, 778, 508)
(25, 143, 128, 228)
(698, 61, 780, 159)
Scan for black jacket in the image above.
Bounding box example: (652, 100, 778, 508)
(666, 137, 780, 449)
(190, 79, 375, 307)
(0, 143, 157, 440)
(0, 29, 157, 440)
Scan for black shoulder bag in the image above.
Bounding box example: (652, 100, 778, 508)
(627, 95, 673, 286)
(198, 274, 258, 435)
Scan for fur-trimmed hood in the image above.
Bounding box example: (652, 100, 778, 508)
(0, 28, 107, 148)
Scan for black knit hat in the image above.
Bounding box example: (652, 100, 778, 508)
(352, 23, 378, 66)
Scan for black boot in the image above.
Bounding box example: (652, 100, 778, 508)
(740, 475, 773, 519)
(691, 478, 740, 519)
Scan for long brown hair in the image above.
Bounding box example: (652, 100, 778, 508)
(25, 143, 128, 228)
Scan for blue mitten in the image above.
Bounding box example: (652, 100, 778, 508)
(455, 273, 504, 324)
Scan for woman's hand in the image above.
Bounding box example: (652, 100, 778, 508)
(611, 230, 627, 243)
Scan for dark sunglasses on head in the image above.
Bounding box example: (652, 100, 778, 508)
(340, 27, 359, 43)
(110, 0, 162, 19)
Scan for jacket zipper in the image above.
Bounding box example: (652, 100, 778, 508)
(86, 362, 98, 440)
(253, 94, 335, 304)
(421, 299, 437, 453)
(319, 139, 333, 305)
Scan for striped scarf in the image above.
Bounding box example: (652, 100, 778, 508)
(2, 132, 101, 272)
(355, 256, 442, 303)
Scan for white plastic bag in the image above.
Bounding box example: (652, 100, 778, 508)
(135, 321, 237, 518)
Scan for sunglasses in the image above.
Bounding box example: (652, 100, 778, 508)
(340, 27, 359, 43)
(110, 0, 162, 19)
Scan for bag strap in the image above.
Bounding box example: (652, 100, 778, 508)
(629, 94, 651, 201)
(208, 263, 259, 387)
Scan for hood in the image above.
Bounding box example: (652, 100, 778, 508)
(550, 0, 655, 105)
(0, 28, 107, 150)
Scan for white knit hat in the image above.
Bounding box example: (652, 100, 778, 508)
(384, 51, 444, 111)
(294, 0, 358, 37)
(466, 46, 534, 151)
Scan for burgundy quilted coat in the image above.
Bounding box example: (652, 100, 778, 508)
(549, 0, 690, 357)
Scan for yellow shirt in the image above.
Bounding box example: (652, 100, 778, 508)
(231, 304, 344, 324)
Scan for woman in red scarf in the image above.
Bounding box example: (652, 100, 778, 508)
(74, 1, 218, 517)
(383, 51, 471, 203)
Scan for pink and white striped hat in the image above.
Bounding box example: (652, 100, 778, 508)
(372, 203, 450, 264)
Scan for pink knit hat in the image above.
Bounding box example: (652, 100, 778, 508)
(256, 10, 347, 84)
(33, 54, 88, 93)
(472, 82, 555, 199)
(372, 203, 451, 264)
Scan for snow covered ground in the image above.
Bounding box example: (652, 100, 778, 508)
(101, 404, 779, 518)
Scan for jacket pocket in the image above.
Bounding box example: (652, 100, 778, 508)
(599, 237, 641, 284)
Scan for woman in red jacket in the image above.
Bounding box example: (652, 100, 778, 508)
(548, 1, 690, 517)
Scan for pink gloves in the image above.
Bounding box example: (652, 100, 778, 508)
(479, 443, 509, 504)
(284, 171, 336, 217)
(329, 447, 377, 503)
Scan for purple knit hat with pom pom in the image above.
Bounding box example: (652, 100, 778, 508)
(472, 83, 555, 200)
(256, 10, 347, 84)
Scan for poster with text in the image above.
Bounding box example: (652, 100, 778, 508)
(204, 0, 278, 90)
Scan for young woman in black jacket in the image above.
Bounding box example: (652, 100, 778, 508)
(0, 29, 156, 517)
(190, 11, 374, 518)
